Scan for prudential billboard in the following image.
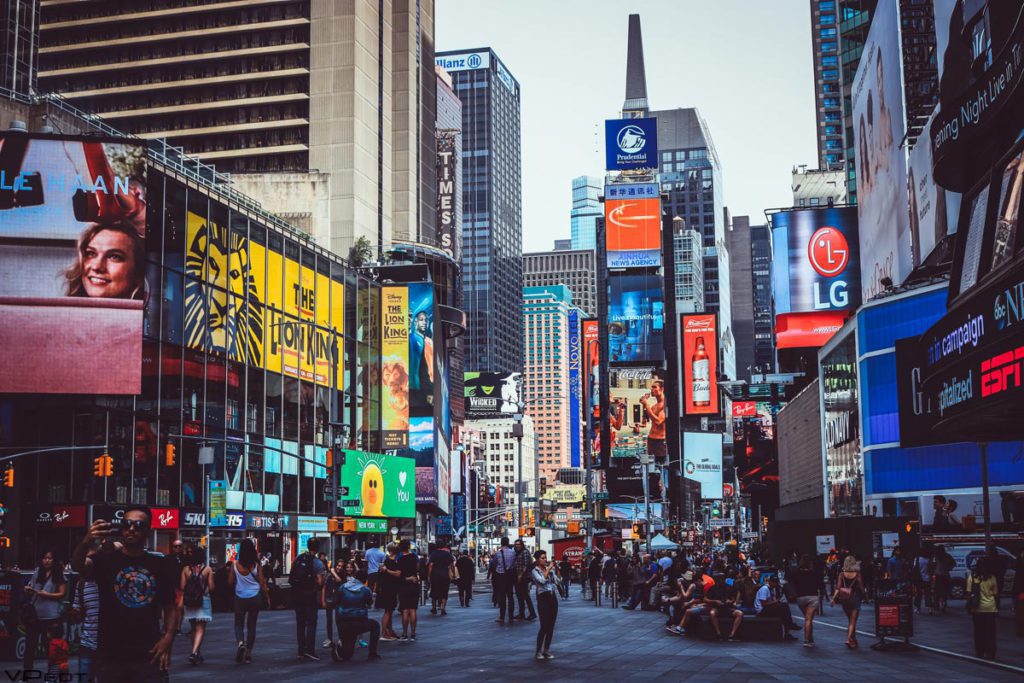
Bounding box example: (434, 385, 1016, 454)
(605, 118, 658, 170)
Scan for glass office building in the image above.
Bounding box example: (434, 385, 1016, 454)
(570, 175, 602, 250)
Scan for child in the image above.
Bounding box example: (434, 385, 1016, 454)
(47, 622, 69, 675)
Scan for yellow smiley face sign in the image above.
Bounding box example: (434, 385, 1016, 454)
(360, 461, 385, 517)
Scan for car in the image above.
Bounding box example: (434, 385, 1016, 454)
(944, 544, 1017, 598)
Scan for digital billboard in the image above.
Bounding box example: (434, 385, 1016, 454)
(338, 450, 415, 518)
(820, 330, 862, 517)
(852, 0, 910, 299)
(464, 371, 522, 417)
(680, 314, 719, 416)
(608, 367, 666, 461)
(568, 309, 582, 468)
(682, 432, 724, 499)
(407, 282, 435, 412)
(0, 134, 147, 394)
(381, 286, 410, 448)
(605, 195, 662, 269)
(605, 117, 658, 170)
(583, 318, 600, 456)
(607, 273, 664, 363)
(436, 132, 459, 261)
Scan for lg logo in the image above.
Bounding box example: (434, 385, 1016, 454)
(808, 226, 851, 309)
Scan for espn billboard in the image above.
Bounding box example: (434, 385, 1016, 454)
(680, 314, 719, 416)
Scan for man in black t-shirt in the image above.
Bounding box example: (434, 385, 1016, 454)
(427, 544, 454, 615)
(71, 506, 178, 682)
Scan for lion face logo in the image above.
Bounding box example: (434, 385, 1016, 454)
(184, 213, 264, 365)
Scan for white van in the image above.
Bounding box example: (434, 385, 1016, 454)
(945, 545, 1016, 598)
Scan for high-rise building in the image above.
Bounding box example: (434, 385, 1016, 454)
(570, 175, 602, 250)
(809, 0, 877, 202)
(436, 48, 522, 375)
(792, 166, 848, 207)
(464, 415, 535, 515)
(35, 0, 437, 257)
(2, 0, 37, 95)
(522, 248, 598, 317)
(728, 216, 776, 382)
(523, 286, 572, 488)
(671, 218, 704, 314)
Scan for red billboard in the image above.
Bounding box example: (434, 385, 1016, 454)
(582, 318, 600, 459)
(681, 314, 719, 416)
(731, 401, 757, 417)
(775, 311, 850, 349)
(605, 196, 662, 268)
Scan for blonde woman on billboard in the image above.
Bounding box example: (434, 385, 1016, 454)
(63, 221, 146, 300)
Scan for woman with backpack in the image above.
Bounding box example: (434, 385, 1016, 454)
(180, 542, 214, 665)
(228, 538, 269, 664)
(830, 555, 865, 649)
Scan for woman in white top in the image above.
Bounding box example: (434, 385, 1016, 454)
(227, 539, 268, 664)
(530, 550, 561, 661)
(180, 543, 215, 666)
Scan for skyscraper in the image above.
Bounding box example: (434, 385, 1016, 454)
(672, 219, 705, 315)
(35, 0, 437, 257)
(728, 216, 776, 382)
(523, 285, 572, 487)
(436, 47, 522, 374)
(2, 0, 37, 95)
(570, 175, 602, 250)
(522, 248, 598, 317)
(808, 0, 877, 202)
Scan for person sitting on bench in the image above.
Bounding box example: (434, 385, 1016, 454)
(709, 573, 744, 642)
(754, 575, 799, 640)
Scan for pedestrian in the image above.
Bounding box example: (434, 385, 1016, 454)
(587, 550, 602, 601)
(21, 549, 67, 673)
(558, 554, 572, 599)
(228, 538, 268, 664)
(72, 562, 100, 680)
(601, 550, 617, 598)
(365, 541, 386, 595)
(621, 554, 646, 610)
(46, 620, 69, 676)
(885, 547, 906, 581)
(289, 537, 326, 660)
(830, 554, 865, 649)
(531, 550, 560, 660)
(427, 541, 455, 615)
(513, 539, 537, 620)
(1013, 548, 1024, 638)
(377, 542, 401, 640)
(966, 556, 1000, 659)
(913, 547, 932, 614)
(492, 537, 517, 623)
(331, 560, 382, 661)
(180, 542, 214, 665)
(396, 539, 421, 641)
(789, 554, 822, 647)
(754, 574, 799, 639)
(69, 507, 178, 681)
(169, 539, 187, 630)
(322, 550, 344, 652)
(456, 550, 475, 607)
(707, 573, 744, 642)
(931, 544, 954, 613)
(488, 551, 499, 607)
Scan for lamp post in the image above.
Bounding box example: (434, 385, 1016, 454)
(513, 412, 525, 529)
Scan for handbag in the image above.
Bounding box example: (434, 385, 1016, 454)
(20, 591, 39, 626)
(836, 575, 853, 603)
(967, 575, 982, 612)
(64, 579, 85, 625)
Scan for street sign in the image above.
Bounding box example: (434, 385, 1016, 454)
(339, 486, 349, 496)
(708, 519, 732, 528)
(578, 512, 593, 519)
(355, 518, 388, 533)
(324, 484, 336, 501)
(339, 499, 361, 508)
(594, 492, 609, 500)
(523, 497, 537, 503)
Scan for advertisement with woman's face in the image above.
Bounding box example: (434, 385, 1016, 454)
(0, 134, 148, 394)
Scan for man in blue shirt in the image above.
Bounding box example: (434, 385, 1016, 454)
(365, 541, 386, 594)
(492, 537, 517, 623)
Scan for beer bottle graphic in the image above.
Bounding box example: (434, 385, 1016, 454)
(692, 336, 710, 406)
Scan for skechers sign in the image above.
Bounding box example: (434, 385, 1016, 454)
(605, 118, 658, 170)
(772, 207, 861, 314)
(436, 52, 489, 72)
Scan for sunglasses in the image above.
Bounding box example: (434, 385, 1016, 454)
(121, 519, 149, 531)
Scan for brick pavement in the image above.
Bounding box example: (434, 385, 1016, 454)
(160, 586, 1020, 682)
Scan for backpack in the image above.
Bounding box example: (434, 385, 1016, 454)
(183, 565, 206, 608)
(289, 552, 316, 590)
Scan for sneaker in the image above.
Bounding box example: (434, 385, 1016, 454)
(803, 641, 815, 648)
(235, 642, 245, 663)
(188, 652, 200, 666)
(409, 635, 416, 642)
(399, 634, 409, 642)
(727, 636, 740, 643)
(322, 639, 332, 648)
(302, 652, 321, 661)
(543, 652, 554, 660)
(381, 634, 398, 642)
(535, 652, 545, 661)
(358, 640, 368, 648)
(526, 615, 536, 621)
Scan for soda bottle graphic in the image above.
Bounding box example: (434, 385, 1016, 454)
(692, 336, 710, 406)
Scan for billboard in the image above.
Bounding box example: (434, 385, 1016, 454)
(605, 195, 662, 269)
(568, 309, 582, 468)
(435, 51, 489, 72)
(772, 207, 861, 315)
(436, 131, 459, 261)
(338, 450, 415, 518)
(605, 117, 658, 170)
(183, 211, 344, 386)
(381, 286, 410, 448)
(821, 330, 862, 517)
(907, 111, 961, 268)
(583, 318, 600, 456)
(608, 367, 666, 461)
(608, 273, 664, 363)
(464, 371, 522, 416)
(682, 432, 724, 499)
(0, 134, 147, 394)
(680, 314, 720, 416)
(852, 0, 911, 300)
(407, 282, 435, 412)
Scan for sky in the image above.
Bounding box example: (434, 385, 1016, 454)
(435, 0, 819, 252)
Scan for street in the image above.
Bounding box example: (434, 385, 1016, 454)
(164, 587, 1021, 682)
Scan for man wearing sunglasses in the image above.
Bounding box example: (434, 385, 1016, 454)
(71, 506, 180, 682)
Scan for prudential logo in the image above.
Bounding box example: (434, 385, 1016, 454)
(616, 125, 647, 154)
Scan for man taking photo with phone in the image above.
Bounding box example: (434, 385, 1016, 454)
(70, 505, 179, 682)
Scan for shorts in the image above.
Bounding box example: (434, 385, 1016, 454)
(647, 437, 667, 459)
(398, 585, 420, 611)
(183, 595, 212, 622)
(376, 591, 397, 612)
(796, 596, 820, 613)
(430, 579, 451, 600)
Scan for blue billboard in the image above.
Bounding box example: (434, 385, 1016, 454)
(568, 309, 582, 468)
(605, 118, 658, 170)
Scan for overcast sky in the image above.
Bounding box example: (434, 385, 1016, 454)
(435, 0, 819, 252)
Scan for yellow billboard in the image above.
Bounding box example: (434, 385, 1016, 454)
(184, 212, 343, 388)
(381, 286, 409, 448)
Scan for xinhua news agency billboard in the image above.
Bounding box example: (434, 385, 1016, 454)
(0, 134, 147, 394)
(604, 182, 662, 268)
(772, 206, 861, 349)
(605, 117, 658, 170)
(338, 450, 416, 519)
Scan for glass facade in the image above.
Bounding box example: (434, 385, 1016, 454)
(570, 175, 602, 250)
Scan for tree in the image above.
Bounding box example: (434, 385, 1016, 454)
(348, 236, 374, 267)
